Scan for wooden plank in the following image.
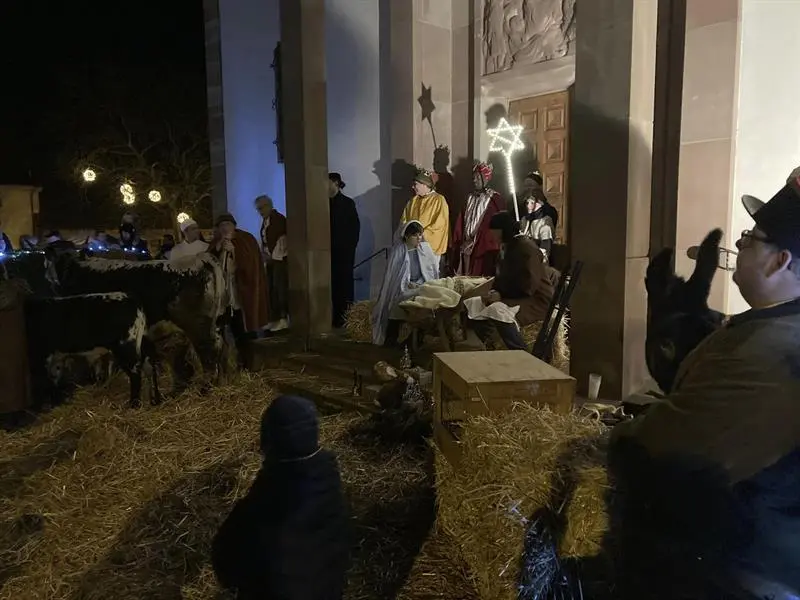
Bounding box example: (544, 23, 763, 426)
(433, 350, 570, 384)
(433, 351, 576, 427)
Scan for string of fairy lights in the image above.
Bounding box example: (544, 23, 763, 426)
(80, 168, 192, 226)
(81, 168, 163, 207)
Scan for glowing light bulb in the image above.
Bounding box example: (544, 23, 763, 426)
(176, 212, 191, 224)
(120, 183, 136, 205)
(486, 118, 525, 221)
(82, 168, 97, 182)
(148, 190, 162, 203)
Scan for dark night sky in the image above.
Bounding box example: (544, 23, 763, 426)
(0, 0, 207, 215)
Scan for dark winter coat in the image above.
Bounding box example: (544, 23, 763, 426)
(610, 299, 800, 596)
(212, 450, 351, 600)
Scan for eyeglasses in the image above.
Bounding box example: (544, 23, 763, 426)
(739, 229, 774, 248)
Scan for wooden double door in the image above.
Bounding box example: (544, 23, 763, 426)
(507, 90, 570, 244)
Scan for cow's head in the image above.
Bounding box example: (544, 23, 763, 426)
(45, 352, 70, 387)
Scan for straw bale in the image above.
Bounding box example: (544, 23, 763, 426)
(344, 300, 412, 345)
(436, 403, 611, 600)
(344, 300, 374, 342)
(0, 372, 475, 599)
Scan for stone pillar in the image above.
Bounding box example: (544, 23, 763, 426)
(570, 0, 660, 399)
(280, 0, 332, 337)
(203, 0, 228, 219)
(675, 0, 740, 310)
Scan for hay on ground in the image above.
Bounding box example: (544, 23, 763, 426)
(436, 403, 611, 600)
(0, 371, 475, 599)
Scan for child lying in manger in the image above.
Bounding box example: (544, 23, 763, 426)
(211, 395, 351, 600)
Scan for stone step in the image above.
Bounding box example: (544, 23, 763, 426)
(263, 368, 379, 415)
(307, 334, 406, 364)
(281, 352, 384, 388)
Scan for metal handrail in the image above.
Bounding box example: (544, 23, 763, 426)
(353, 247, 388, 271)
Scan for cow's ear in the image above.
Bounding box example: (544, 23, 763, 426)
(685, 228, 722, 308)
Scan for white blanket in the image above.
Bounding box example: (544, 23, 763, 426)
(398, 276, 490, 311)
(463, 297, 520, 325)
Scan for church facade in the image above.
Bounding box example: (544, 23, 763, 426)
(204, 0, 800, 399)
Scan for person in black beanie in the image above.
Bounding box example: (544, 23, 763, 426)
(212, 395, 351, 600)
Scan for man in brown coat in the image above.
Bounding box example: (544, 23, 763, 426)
(211, 214, 270, 354)
(466, 211, 555, 350)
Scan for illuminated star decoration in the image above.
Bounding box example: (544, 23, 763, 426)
(148, 190, 162, 203)
(82, 168, 97, 182)
(487, 117, 525, 221)
(176, 212, 191, 224)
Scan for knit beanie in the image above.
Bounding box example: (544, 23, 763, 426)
(260, 395, 320, 460)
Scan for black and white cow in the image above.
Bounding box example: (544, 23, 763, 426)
(44, 250, 228, 376)
(645, 228, 726, 394)
(25, 292, 161, 408)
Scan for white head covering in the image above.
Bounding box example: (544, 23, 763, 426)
(179, 218, 198, 233)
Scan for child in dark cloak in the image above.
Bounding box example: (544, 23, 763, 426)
(211, 395, 351, 600)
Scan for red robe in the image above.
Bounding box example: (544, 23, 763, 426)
(449, 189, 503, 277)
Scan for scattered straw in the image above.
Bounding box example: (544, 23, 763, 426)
(0, 372, 476, 599)
(436, 403, 611, 600)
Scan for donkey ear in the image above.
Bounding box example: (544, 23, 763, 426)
(685, 228, 723, 307)
(646, 247, 675, 296)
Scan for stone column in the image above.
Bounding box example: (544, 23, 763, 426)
(570, 0, 660, 399)
(280, 0, 332, 337)
(675, 0, 740, 310)
(203, 0, 228, 218)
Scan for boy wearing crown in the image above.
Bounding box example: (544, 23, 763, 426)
(398, 168, 450, 259)
(449, 162, 504, 277)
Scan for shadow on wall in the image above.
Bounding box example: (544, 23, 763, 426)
(325, 3, 384, 302)
(351, 159, 388, 301)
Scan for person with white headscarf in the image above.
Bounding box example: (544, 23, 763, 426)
(169, 218, 209, 261)
(371, 220, 439, 346)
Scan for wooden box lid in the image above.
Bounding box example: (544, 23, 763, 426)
(433, 350, 572, 384)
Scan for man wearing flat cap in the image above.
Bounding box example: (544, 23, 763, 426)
(328, 172, 360, 328)
(609, 168, 800, 599)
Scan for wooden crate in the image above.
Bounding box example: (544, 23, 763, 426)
(433, 350, 575, 424)
(433, 351, 575, 466)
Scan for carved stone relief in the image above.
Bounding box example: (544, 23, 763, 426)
(482, 0, 576, 76)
